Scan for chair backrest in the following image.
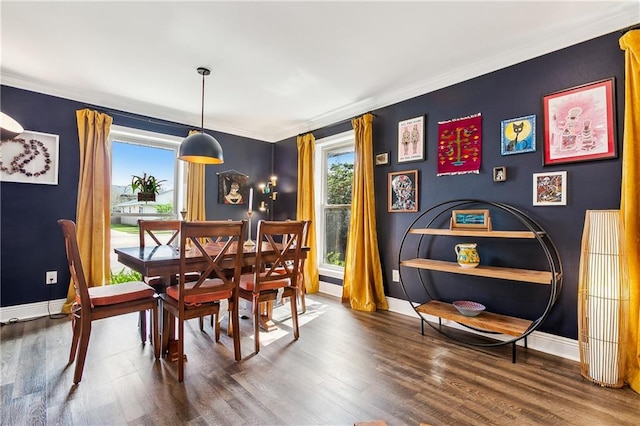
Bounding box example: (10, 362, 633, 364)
(58, 219, 91, 308)
(178, 220, 247, 300)
(138, 220, 181, 248)
(254, 220, 305, 292)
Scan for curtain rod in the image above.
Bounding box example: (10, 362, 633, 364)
(298, 111, 378, 137)
(621, 23, 640, 34)
(83, 104, 188, 129)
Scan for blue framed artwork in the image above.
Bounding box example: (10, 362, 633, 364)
(501, 115, 536, 155)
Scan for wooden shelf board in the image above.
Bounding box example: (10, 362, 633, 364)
(408, 228, 541, 239)
(400, 258, 554, 284)
(416, 300, 532, 337)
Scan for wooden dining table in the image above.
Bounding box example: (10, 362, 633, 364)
(114, 241, 307, 332)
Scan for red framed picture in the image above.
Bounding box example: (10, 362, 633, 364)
(542, 78, 616, 166)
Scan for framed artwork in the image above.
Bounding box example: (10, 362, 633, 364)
(501, 115, 536, 155)
(450, 209, 491, 231)
(217, 171, 249, 205)
(375, 152, 390, 166)
(398, 116, 425, 163)
(533, 171, 567, 206)
(493, 166, 507, 182)
(543, 78, 616, 166)
(0, 130, 59, 185)
(388, 169, 418, 213)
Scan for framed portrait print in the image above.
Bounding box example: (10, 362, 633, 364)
(388, 170, 418, 213)
(501, 115, 536, 155)
(398, 116, 425, 163)
(375, 152, 390, 166)
(533, 171, 567, 206)
(0, 130, 59, 185)
(543, 78, 616, 166)
(493, 166, 507, 182)
(218, 172, 248, 205)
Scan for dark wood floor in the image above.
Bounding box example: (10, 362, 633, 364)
(1, 293, 638, 425)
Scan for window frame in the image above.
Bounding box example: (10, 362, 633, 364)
(314, 129, 354, 279)
(108, 125, 186, 220)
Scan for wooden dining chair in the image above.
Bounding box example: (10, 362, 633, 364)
(239, 220, 305, 353)
(58, 219, 160, 384)
(159, 220, 246, 382)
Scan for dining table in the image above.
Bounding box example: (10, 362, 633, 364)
(114, 241, 308, 333)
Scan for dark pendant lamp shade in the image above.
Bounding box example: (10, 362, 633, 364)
(0, 112, 25, 140)
(178, 67, 224, 164)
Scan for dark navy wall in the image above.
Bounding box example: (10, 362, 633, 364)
(0, 86, 273, 307)
(274, 31, 626, 339)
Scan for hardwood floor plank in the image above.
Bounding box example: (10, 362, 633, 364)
(1, 293, 639, 425)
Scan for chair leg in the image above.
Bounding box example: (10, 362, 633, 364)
(151, 305, 160, 360)
(214, 311, 221, 342)
(161, 303, 170, 357)
(290, 291, 300, 340)
(68, 311, 81, 364)
(199, 316, 204, 331)
(139, 310, 147, 343)
(229, 299, 241, 361)
(299, 286, 306, 314)
(177, 317, 185, 382)
(253, 295, 260, 353)
(73, 317, 92, 384)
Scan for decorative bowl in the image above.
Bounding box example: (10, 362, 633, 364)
(452, 300, 485, 317)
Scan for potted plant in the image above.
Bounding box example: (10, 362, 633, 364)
(131, 172, 166, 202)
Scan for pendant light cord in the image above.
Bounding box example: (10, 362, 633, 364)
(200, 72, 205, 131)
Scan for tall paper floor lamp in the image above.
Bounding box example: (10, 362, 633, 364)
(578, 210, 629, 388)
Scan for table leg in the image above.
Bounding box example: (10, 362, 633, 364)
(258, 300, 277, 331)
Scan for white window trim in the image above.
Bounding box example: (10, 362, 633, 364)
(108, 125, 186, 215)
(314, 129, 354, 280)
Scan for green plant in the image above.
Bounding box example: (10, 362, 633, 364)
(131, 172, 166, 195)
(326, 251, 345, 267)
(110, 268, 142, 284)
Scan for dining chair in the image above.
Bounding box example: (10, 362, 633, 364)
(137, 219, 203, 341)
(239, 220, 305, 353)
(159, 220, 246, 382)
(58, 219, 160, 384)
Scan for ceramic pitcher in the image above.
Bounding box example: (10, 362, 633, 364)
(454, 243, 480, 268)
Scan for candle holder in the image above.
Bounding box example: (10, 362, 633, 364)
(243, 210, 256, 249)
(180, 210, 187, 220)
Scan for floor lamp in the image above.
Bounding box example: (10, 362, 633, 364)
(578, 210, 629, 388)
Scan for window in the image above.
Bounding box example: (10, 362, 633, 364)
(314, 130, 354, 279)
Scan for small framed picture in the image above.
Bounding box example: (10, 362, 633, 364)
(218, 172, 249, 205)
(501, 115, 536, 155)
(543, 78, 616, 166)
(450, 209, 491, 231)
(0, 130, 59, 185)
(375, 152, 390, 166)
(533, 171, 567, 206)
(493, 166, 507, 182)
(388, 170, 418, 213)
(398, 116, 425, 163)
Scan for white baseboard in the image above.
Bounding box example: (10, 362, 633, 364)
(1, 284, 580, 363)
(0, 298, 66, 323)
(318, 281, 579, 362)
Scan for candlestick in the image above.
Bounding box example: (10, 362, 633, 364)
(243, 210, 256, 249)
(248, 187, 253, 212)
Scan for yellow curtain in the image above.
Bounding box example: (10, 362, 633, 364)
(296, 133, 319, 294)
(342, 113, 388, 311)
(62, 109, 113, 313)
(186, 162, 206, 221)
(620, 29, 640, 394)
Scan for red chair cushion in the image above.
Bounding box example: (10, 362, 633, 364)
(239, 272, 290, 292)
(166, 279, 232, 305)
(85, 281, 155, 307)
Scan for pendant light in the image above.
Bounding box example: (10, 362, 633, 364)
(178, 67, 224, 164)
(0, 112, 24, 141)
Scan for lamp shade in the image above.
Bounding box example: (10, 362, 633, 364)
(578, 209, 629, 388)
(178, 132, 224, 164)
(0, 112, 24, 140)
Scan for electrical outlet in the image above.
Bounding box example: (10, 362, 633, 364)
(392, 269, 400, 282)
(46, 270, 57, 285)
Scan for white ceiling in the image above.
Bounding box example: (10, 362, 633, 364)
(1, 1, 638, 142)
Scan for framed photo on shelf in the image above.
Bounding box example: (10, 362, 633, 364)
(375, 152, 390, 166)
(533, 171, 567, 206)
(450, 209, 491, 231)
(501, 115, 536, 155)
(388, 169, 418, 213)
(543, 78, 616, 166)
(0, 130, 59, 185)
(397, 116, 425, 163)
